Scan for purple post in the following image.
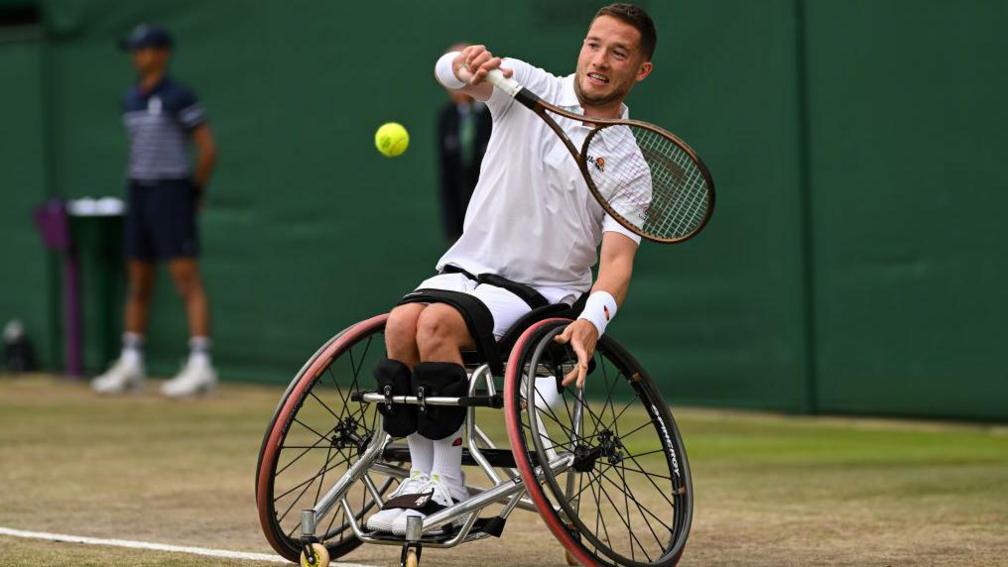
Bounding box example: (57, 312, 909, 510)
(33, 199, 84, 377)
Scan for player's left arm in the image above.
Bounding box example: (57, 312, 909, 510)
(190, 124, 217, 208)
(556, 231, 638, 387)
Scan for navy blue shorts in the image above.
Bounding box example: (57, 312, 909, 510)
(124, 178, 199, 260)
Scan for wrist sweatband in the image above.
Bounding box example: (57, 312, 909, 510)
(435, 51, 466, 90)
(578, 291, 618, 336)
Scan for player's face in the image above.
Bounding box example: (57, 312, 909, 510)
(575, 15, 652, 108)
(131, 47, 169, 74)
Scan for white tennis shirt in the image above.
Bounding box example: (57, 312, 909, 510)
(437, 58, 645, 297)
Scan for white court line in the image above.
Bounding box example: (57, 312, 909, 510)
(0, 526, 376, 566)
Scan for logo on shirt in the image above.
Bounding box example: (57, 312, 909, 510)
(587, 154, 606, 173)
(639, 205, 651, 223)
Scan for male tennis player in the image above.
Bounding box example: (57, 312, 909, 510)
(366, 3, 655, 534)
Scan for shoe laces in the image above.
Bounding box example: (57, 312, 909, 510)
(392, 471, 430, 497)
(426, 474, 456, 507)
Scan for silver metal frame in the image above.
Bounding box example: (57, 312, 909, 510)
(300, 363, 575, 549)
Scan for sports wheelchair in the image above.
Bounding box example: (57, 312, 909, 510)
(256, 300, 693, 567)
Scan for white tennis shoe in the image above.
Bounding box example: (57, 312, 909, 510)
(366, 470, 431, 533)
(389, 474, 467, 535)
(161, 358, 217, 397)
(91, 356, 145, 394)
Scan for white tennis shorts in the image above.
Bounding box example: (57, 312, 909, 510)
(415, 273, 579, 339)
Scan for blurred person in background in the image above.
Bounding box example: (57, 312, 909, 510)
(436, 43, 492, 243)
(91, 24, 218, 397)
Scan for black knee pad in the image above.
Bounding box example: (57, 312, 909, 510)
(374, 358, 417, 437)
(414, 362, 468, 440)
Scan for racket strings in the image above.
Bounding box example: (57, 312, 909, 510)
(586, 124, 711, 241)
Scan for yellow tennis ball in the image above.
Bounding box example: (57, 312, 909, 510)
(374, 122, 409, 157)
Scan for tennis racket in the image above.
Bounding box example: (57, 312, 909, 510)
(485, 69, 714, 244)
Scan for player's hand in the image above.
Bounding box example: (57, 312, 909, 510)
(456, 45, 513, 85)
(192, 182, 205, 212)
(554, 319, 599, 389)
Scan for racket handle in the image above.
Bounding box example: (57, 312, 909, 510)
(486, 69, 523, 98)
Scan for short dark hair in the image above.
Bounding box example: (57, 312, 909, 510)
(593, 3, 657, 60)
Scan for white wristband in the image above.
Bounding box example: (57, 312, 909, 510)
(435, 51, 466, 90)
(577, 291, 618, 336)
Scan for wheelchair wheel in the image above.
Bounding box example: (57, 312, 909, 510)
(504, 319, 693, 567)
(256, 314, 397, 562)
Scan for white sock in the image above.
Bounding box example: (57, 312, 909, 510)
(533, 375, 562, 412)
(406, 433, 433, 475)
(121, 333, 144, 367)
(431, 425, 465, 498)
(188, 336, 212, 366)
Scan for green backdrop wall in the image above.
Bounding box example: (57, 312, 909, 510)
(1, 0, 1004, 420)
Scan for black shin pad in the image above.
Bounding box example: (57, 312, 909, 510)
(373, 358, 417, 437)
(413, 362, 468, 440)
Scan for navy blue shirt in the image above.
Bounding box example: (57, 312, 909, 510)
(121, 76, 207, 181)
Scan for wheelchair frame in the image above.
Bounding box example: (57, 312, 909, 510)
(257, 313, 692, 567)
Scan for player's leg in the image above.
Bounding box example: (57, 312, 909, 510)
(414, 302, 475, 362)
(388, 285, 530, 533)
(367, 275, 475, 533)
(92, 182, 154, 393)
(384, 303, 424, 368)
(124, 259, 156, 335)
(153, 179, 215, 396)
(366, 302, 436, 533)
(161, 257, 217, 396)
(167, 257, 211, 338)
(385, 304, 434, 477)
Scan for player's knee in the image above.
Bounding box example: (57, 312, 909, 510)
(171, 273, 199, 297)
(386, 305, 423, 350)
(415, 305, 463, 351)
(127, 281, 153, 303)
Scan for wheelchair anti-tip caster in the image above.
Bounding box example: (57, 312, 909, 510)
(298, 510, 329, 567)
(299, 543, 329, 567)
(400, 515, 423, 567)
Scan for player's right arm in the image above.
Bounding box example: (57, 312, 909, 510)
(435, 45, 513, 102)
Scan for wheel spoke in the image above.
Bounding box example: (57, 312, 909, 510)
(618, 453, 677, 509)
(612, 419, 657, 444)
(593, 469, 651, 562)
(521, 420, 578, 453)
(312, 444, 336, 514)
(292, 417, 333, 445)
(275, 449, 351, 524)
(308, 389, 343, 422)
(587, 469, 612, 553)
(277, 425, 338, 476)
(610, 460, 674, 482)
(602, 460, 671, 546)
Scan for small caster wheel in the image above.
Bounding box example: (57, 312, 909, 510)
(300, 543, 329, 567)
(403, 548, 419, 567)
(564, 549, 578, 566)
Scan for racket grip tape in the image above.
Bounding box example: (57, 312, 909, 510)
(486, 69, 541, 110)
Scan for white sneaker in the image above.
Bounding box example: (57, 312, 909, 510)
(91, 357, 145, 394)
(160, 358, 218, 397)
(366, 470, 431, 533)
(389, 474, 467, 535)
